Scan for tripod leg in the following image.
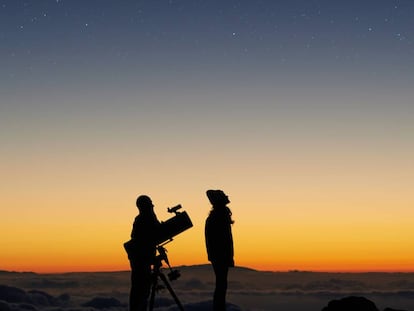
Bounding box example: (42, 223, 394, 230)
(148, 271, 158, 311)
(158, 272, 185, 311)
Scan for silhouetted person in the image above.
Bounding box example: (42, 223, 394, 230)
(128, 195, 161, 311)
(205, 189, 234, 311)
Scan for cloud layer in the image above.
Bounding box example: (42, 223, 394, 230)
(2, 267, 414, 311)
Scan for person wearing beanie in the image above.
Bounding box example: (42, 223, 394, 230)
(128, 195, 161, 311)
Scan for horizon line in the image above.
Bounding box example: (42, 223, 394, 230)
(2, 264, 414, 275)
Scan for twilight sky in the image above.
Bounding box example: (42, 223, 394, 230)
(1, 0, 414, 273)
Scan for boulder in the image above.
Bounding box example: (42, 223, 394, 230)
(0, 286, 28, 304)
(321, 296, 379, 311)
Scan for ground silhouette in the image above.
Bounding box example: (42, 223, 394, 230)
(321, 296, 407, 311)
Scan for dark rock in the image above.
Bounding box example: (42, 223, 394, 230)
(321, 296, 379, 311)
(384, 308, 408, 311)
(0, 300, 11, 311)
(0, 286, 28, 304)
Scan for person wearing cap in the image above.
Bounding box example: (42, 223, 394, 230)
(128, 195, 161, 311)
(205, 189, 235, 311)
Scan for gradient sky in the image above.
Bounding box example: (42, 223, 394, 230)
(1, 0, 414, 273)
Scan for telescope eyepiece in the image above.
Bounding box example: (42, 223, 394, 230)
(167, 204, 182, 214)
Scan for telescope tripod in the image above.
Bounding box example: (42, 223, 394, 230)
(148, 245, 184, 311)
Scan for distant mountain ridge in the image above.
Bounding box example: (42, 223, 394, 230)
(0, 265, 257, 275)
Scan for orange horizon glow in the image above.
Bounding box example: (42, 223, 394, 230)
(3, 192, 414, 275)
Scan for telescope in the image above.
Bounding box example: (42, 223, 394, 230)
(124, 204, 193, 258)
(156, 204, 193, 245)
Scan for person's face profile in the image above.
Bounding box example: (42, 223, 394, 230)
(216, 191, 230, 205)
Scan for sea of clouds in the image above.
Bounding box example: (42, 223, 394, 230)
(1, 266, 414, 311)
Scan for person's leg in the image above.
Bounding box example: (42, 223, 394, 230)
(212, 262, 229, 311)
(129, 262, 152, 311)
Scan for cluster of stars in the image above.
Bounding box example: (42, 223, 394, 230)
(1, 1, 412, 73)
